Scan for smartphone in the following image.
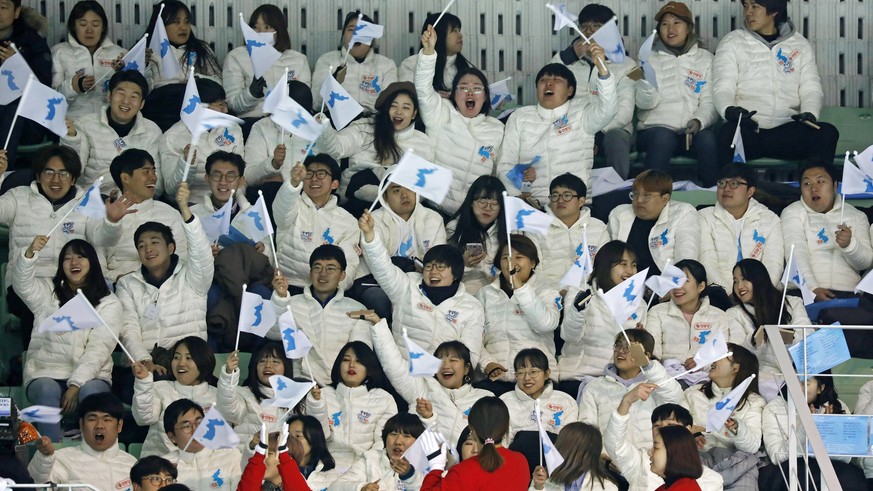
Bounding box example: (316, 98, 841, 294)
(521, 181, 533, 193)
(465, 243, 485, 256)
(629, 343, 650, 368)
(626, 66, 644, 81)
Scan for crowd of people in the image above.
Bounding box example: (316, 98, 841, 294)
(0, 0, 872, 490)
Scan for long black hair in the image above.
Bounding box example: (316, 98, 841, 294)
(449, 67, 492, 116)
(447, 175, 506, 251)
(245, 342, 294, 402)
(418, 12, 472, 93)
(673, 259, 732, 311)
(592, 240, 636, 291)
(52, 239, 110, 307)
(144, 1, 220, 75)
(373, 86, 421, 164)
(733, 259, 791, 346)
(700, 343, 760, 410)
(288, 415, 335, 471)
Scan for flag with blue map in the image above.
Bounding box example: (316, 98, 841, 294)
(348, 16, 384, 50)
(644, 264, 688, 298)
(269, 95, 323, 141)
(319, 72, 363, 130)
(262, 68, 288, 114)
(230, 194, 273, 243)
(598, 268, 649, 325)
(706, 373, 755, 432)
(192, 406, 240, 449)
(781, 246, 815, 306)
(854, 144, 873, 177)
(200, 195, 232, 243)
(263, 374, 313, 408)
(693, 327, 729, 369)
(16, 75, 68, 138)
(488, 77, 512, 108)
(75, 180, 107, 219)
(278, 309, 313, 359)
(149, 4, 182, 80)
(239, 14, 281, 78)
(638, 30, 658, 90)
(403, 327, 442, 377)
(238, 290, 277, 338)
(503, 193, 553, 234)
(560, 228, 593, 288)
(591, 17, 625, 63)
(179, 69, 201, 134)
(545, 3, 578, 32)
(0, 51, 33, 105)
(841, 152, 873, 195)
(120, 35, 148, 75)
(536, 399, 564, 473)
(38, 290, 104, 333)
(731, 115, 746, 163)
(19, 405, 63, 424)
(387, 149, 452, 205)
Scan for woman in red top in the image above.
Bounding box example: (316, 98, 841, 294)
(649, 425, 703, 491)
(238, 422, 311, 491)
(421, 396, 530, 490)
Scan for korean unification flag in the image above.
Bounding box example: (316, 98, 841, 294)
(238, 290, 277, 338)
(262, 374, 313, 409)
(231, 194, 274, 243)
(545, 3, 577, 32)
(19, 405, 63, 424)
(854, 144, 873, 177)
(121, 35, 148, 74)
(403, 328, 442, 377)
(388, 150, 452, 205)
(269, 96, 323, 142)
(200, 196, 232, 243)
(149, 6, 182, 80)
(74, 180, 107, 219)
(0, 51, 34, 105)
(192, 406, 240, 450)
(598, 268, 649, 325)
(488, 77, 512, 108)
(239, 14, 282, 79)
(16, 75, 68, 138)
(855, 269, 873, 295)
(591, 18, 626, 64)
(503, 193, 553, 234)
(645, 264, 688, 298)
(348, 15, 384, 49)
(706, 374, 756, 433)
(319, 73, 363, 130)
(692, 327, 729, 369)
(731, 115, 746, 163)
(560, 229, 593, 288)
(38, 290, 104, 333)
(639, 30, 658, 90)
(536, 400, 565, 474)
(262, 69, 289, 114)
(278, 309, 313, 359)
(781, 248, 815, 306)
(180, 69, 202, 134)
(841, 152, 873, 195)
(191, 106, 244, 141)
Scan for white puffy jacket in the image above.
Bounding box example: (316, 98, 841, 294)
(106, 198, 189, 281)
(273, 180, 360, 289)
(550, 53, 636, 134)
(559, 287, 648, 380)
(445, 219, 500, 296)
(497, 74, 617, 204)
(305, 384, 397, 463)
(645, 297, 727, 361)
(578, 361, 684, 450)
(60, 106, 163, 195)
(528, 208, 609, 286)
(164, 447, 241, 491)
(762, 396, 852, 465)
(362, 231, 484, 366)
(476, 275, 560, 382)
(115, 216, 212, 361)
(529, 476, 617, 491)
(147, 45, 222, 88)
(330, 448, 423, 491)
(0, 182, 121, 283)
(244, 117, 323, 186)
(306, 463, 344, 490)
(51, 36, 126, 120)
(370, 318, 492, 444)
(158, 120, 244, 199)
(713, 23, 823, 129)
(684, 383, 766, 453)
(13, 252, 122, 388)
(223, 46, 311, 118)
(699, 198, 784, 288)
(399, 52, 458, 89)
(28, 442, 136, 490)
(635, 41, 718, 131)
(312, 48, 398, 112)
(132, 374, 217, 458)
(414, 51, 504, 215)
(216, 365, 289, 451)
(780, 199, 873, 291)
(604, 410, 724, 491)
(500, 383, 578, 443)
(608, 200, 701, 265)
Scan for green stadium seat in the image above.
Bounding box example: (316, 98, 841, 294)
(820, 106, 873, 156)
(127, 442, 142, 459)
(213, 351, 251, 383)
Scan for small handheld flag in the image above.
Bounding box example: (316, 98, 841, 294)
(38, 290, 104, 333)
(12, 75, 68, 141)
(387, 149, 453, 205)
(121, 35, 149, 74)
(19, 405, 63, 424)
(73, 178, 107, 219)
(855, 269, 873, 295)
(230, 194, 274, 244)
(639, 30, 658, 90)
(503, 192, 553, 234)
(149, 3, 182, 80)
(238, 288, 277, 340)
(263, 68, 289, 114)
(239, 13, 282, 78)
(0, 51, 34, 105)
(269, 96, 323, 142)
(644, 264, 688, 298)
(780, 244, 815, 306)
(731, 115, 746, 163)
(192, 406, 240, 449)
(536, 399, 564, 473)
(591, 17, 626, 64)
(598, 269, 649, 325)
(403, 328, 442, 377)
(262, 374, 313, 408)
(278, 309, 314, 359)
(560, 224, 593, 288)
(545, 3, 578, 32)
(488, 77, 513, 108)
(200, 195, 233, 243)
(693, 328, 729, 368)
(706, 374, 756, 432)
(319, 73, 364, 130)
(841, 151, 873, 195)
(348, 15, 384, 50)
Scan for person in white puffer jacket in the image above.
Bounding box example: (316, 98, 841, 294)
(852, 380, 873, 480)
(273, 155, 360, 292)
(699, 164, 784, 288)
(311, 12, 397, 112)
(304, 342, 398, 469)
(477, 236, 561, 393)
(529, 422, 619, 491)
(14, 236, 123, 442)
(398, 12, 471, 91)
(143, 1, 222, 88)
(413, 25, 504, 216)
(608, 170, 700, 275)
(50, 2, 126, 120)
(369, 314, 492, 446)
(131, 336, 217, 458)
(781, 162, 873, 298)
(359, 210, 484, 367)
(116, 183, 212, 366)
(497, 55, 617, 205)
(223, 5, 311, 119)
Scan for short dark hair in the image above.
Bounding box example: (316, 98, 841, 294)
(303, 154, 341, 183)
(250, 5, 290, 52)
(161, 485, 192, 491)
(578, 4, 615, 25)
(163, 399, 204, 436)
(110, 148, 155, 189)
(449, 67, 492, 116)
(494, 234, 539, 272)
(535, 63, 577, 100)
(288, 80, 314, 114)
(800, 160, 839, 183)
(195, 78, 226, 104)
(652, 403, 694, 427)
(171, 336, 216, 385)
(634, 169, 673, 196)
(134, 221, 175, 249)
(205, 150, 246, 176)
(422, 245, 465, 283)
(330, 342, 388, 391)
(550, 173, 587, 198)
(130, 456, 178, 485)
(79, 392, 124, 421)
(288, 415, 336, 471)
(68, 1, 109, 47)
(513, 348, 550, 372)
(108, 69, 149, 99)
(745, 0, 788, 25)
(381, 413, 425, 446)
(616, 329, 656, 360)
(701, 343, 760, 409)
(717, 163, 757, 188)
(657, 425, 703, 485)
(32, 145, 82, 181)
(309, 244, 347, 271)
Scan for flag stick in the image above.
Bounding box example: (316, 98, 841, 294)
(89, 34, 149, 93)
(801, 120, 821, 130)
(181, 135, 198, 182)
(368, 157, 397, 212)
(77, 289, 137, 364)
(235, 283, 248, 351)
(320, 66, 332, 117)
(536, 399, 543, 469)
(46, 177, 105, 236)
(260, 189, 280, 269)
(432, 0, 458, 28)
(501, 192, 517, 289)
(838, 192, 846, 226)
(176, 433, 194, 464)
(640, 258, 671, 326)
(777, 245, 794, 326)
(2, 72, 31, 150)
(562, 12, 609, 74)
(667, 351, 732, 382)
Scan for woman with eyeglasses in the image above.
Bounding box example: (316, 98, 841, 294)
(475, 236, 560, 396)
(446, 176, 507, 295)
(634, 2, 719, 187)
(411, 24, 504, 216)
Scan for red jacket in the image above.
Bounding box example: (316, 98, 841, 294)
(421, 447, 530, 490)
(656, 477, 703, 491)
(237, 451, 312, 491)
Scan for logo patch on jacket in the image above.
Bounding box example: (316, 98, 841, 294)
(115, 479, 132, 490)
(114, 138, 127, 152)
(417, 302, 433, 312)
(552, 114, 571, 135)
(694, 327, 712, 344)
(357, 410, 371, 424)
(300, 231, 313, 242)
(775, 48, 799, 74)
(62, 221, 75, 235)
(478, 145, 494, 162)
(650, 228, 670, 249)
(259, 412, 276, 423)
(211, 469, 224, 487)
(330, 410, 342, 427)
(445, 310, 459, 324)
(214, 128, 235, 146)
(360, 75, 382, 95)
(816, 227, 829, 244)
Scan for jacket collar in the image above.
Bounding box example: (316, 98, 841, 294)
(80, 440, 122, 459)
(535, 100, 571, 120)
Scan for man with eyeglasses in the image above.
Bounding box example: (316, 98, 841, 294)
(607, 170, 700, 277)
(698, 164, 784, 288)
(131, 456, 178, 491)
(160, 79, 243, 201)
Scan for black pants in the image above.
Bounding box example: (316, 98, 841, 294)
(717, 120, 839, 166)
(758, 459, 866, 491)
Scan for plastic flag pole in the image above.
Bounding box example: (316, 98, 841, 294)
(89, 35, 149, 92)
(75, 288, 137, 365)
(234, 283, 247, 351)
(668, 351, 732, 382)
(536, 399, 543, 469)
(640, 258, 670, 326)
(3, 71, 30, 150)
(46, 177, 105, 236)
(320, 66, 332, 116)
(259, 189, 280, 269)
(432, 0, 458, 28)
(368, 159, 396, 213)
(181, 134, 197, 182)
(340, 15, 363, 68)
(501, 192, 517, 290)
